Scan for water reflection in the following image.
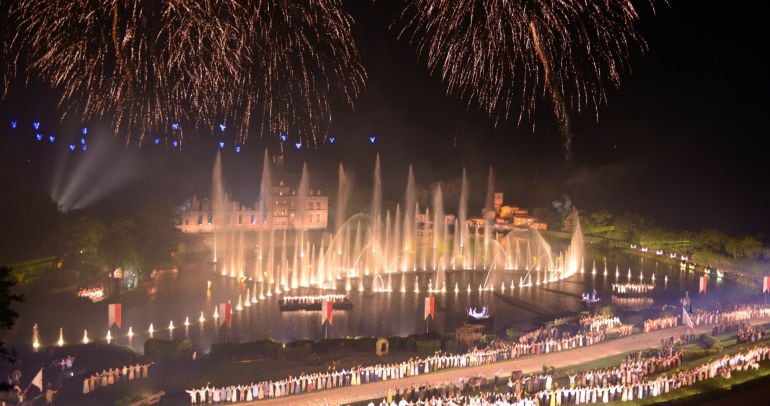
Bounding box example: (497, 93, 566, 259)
(12, 252, 757, 353)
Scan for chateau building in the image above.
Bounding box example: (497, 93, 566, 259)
(178, 182, 328, 232)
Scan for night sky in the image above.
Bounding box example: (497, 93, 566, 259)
(0, 0, 768, 236)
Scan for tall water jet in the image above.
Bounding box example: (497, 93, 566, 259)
(458, 168, 469, 268)
(401, 165, 416, 272)
(257, 149, 273, 280)
(211, 151, 226, 265)
(483, 167, 495, 266)
(432, 183, 445, 288)
(563, 208, 584, 278)
(335, 163, 352, 232)
(370, 155, 383, 274)
(257, 150, 273, 222)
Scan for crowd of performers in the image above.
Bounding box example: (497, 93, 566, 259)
(183, 303, 770, 404)
(579, 315, 621, 333)
(567, 349, 683, 390)
(611, 283, 655, 294)
(643, 315, 678, 333)
(689, 306, 770, 327)
(279, 294, 347, 305)
(184, 332, 607, 403)
(374, 345, 769, 406)
(737, 324, 765, 344)
(643, 305, 770, 334)
(82, 363, 152, 394)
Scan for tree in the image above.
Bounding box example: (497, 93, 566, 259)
(0, 266, 23, 362)
(692, 229, 730, 255)
(532, 207, 560, 228)
(726, 236, 763, 259)
(99, 218, 140, 270)
(132, 203, 181, 270)
(56, 213, 105, 266)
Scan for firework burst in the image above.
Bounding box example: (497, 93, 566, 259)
(6, 0, 365, 146)
(398, 0, 658, 161)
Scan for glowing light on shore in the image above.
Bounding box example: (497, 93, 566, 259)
(82, 329, 90, 344)
(32, 323, 41, 350)
(148, 324, 155, 338)
(106, 330, 113, 344)
(128, 327, 134, 338)
(199, 312, 206, 323)
(184, 317, 190, 327)
(57, 327, 64, 347)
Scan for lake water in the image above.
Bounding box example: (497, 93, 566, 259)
(9, 249, 759, 353)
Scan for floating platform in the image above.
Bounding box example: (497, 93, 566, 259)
(611, 292, 652, 298)
(466, 315, 495, 325)
(279, 298, 353, 312)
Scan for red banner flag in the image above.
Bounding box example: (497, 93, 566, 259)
(218, 303, 232, 327)
(108, 303, 122, 329)
(424, 296, 435, 320)
(763, 276, 770, 294)
(699, 275, 708, 294)
(321, 301, 333, 326)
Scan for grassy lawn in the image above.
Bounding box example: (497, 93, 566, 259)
(628, 363, 770, 405)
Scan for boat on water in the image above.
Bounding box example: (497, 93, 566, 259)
(466, 306, 494, 324)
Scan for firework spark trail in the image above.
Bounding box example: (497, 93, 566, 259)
(5, 0, 365, 146)
(529, 19, 571, 161)
(398, 0, 655, 161)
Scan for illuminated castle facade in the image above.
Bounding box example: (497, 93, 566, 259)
(178, 182, 328, 233)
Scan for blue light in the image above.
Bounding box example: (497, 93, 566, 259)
(172, 123, 180, 131)
(234, 146, 241, 153)
(280, 133, 287, 142)
(81, 127, 88, 135)
(369, 136, 376, 144)
(82, 144, 88, 151)
(33, 121, 40, 130)
(172, 140, 179, 147)
(295, 142, 301, 150)
(10, 121, 17, 129)
(68, 144, 76, 151)
(218, 141, 225, 149)
(329, 137, 336, 144)
(80, 138, 86, 145)
(35, 134, 43, 141)
(153, 138, 161, 145)
(48, 135, 55, 143)
(219, 123, 226, 132)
